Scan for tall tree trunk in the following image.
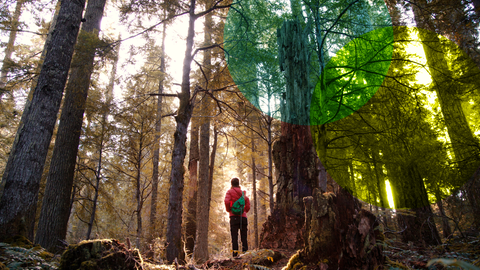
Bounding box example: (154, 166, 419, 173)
(411, 0, 480, 229)
(260, 20, 318, 250)
(389, 161, 441, 246)
(207, 127, 218, 208)
(35, 0, 107, 251)
(136, 128, 144, 249)
(0, 0, 86, 241)
(21, 3, 61, 240)
(185, 120, 199, 255)
(266, 117, 274, 215)
(86, 141, 103, 240)
(194, 107, 210, 262)
(251, 131, 259, 248)
(193, 4, 213, 262)
(0, 0, 24, 99)
(83, 36, 118, 240)
(165, 0, 196, 263)
(149, 22, 167, 245)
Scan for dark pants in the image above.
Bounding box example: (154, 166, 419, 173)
(230, 216, 248, 256)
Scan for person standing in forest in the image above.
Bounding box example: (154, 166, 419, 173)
(224, 177, 250, 257)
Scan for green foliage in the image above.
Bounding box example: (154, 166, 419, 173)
(0, 242, 58, 270)
(310, 27, 393, 125)
(312, 26, 480, 208)
(225, 0, 392, 125)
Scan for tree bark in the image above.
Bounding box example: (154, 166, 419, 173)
(208, 127, 218, 208)
(149, 22, 167, 245)
(0, 0, 86, 241)
(194, 109, 210, 262)
(165, 0, 196, 263)
(193, 4, 214, 261)
(437, 197, 452, 238)
(291, 188, 384, 270)
(251, 129, 259, 249)
(136, 125, 145, 249)
(82, 36, 119, 240)
(34, 0, 106, 251)
(411, 0, 480, 230)
(185, 120, 199, 255)
(260, 20, 318, 250)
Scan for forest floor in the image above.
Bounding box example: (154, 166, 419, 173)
(1, 234, 480, 269)
(191, 235, 480, 270)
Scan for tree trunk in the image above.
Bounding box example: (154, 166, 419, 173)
(0, 0, 24, 98)
(82, 36, 118, 240)
(185, 119, 199, 255)
(437, 197, 452, 238)
(165, 0, 196, 263)
(0, 0, 86, 241)
(86, 150, 102, 240)
(149, 22, 167, 244)
(389, 162, 441, 246)
(35, 0, 107, 251)
(260, 20, 318, 250)
(411, 0, 480, 229)
(136, 125, 145, 249)
(251, 130, 259, 248)
(193, 5, 214, 261)
(194, 110, 210, 262)
(208, 127, 218, 208)
(288, 188, 384, 270)
(266, 117, 274, 215)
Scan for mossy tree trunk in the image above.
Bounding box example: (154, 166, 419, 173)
(260, 19, 318, 250)
(412, 0, 480, 230)
(295, 188, 384, 270)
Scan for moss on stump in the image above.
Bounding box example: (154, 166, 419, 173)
(59, 239, 143, 270)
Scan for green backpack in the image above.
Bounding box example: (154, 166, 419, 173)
(231, 191, 245, 215)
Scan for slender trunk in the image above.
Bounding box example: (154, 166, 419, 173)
(149, 22, 167, 244)
(0, 0, 86, 241)
(207, 127, 218, 208)
(412, 0, 480, 229)
(251, 132, 258, 248)
(193, 4, 213, 262)
(83, 36, 118, 240)
(165, 0, 196, 262)
(185, 120, 199, 255)
(267, 117, 274, 215)
(86, 144, 103, 240)
(194, 113, 210, 262)
(35, 0, 107, 251)
(0, 0, 24, 98)
(136, 130, 144, 249)
(437, 197, 452, 238)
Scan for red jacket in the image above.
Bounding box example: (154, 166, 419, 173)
(224, 186, 250, 217)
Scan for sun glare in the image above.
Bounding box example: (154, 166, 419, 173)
(385, 180, 395, 209)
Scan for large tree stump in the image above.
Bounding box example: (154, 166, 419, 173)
(259, 207, 304, 249)
(285, 188, 384, 270)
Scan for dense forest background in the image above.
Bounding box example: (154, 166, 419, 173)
(0, 0, 479, 269)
